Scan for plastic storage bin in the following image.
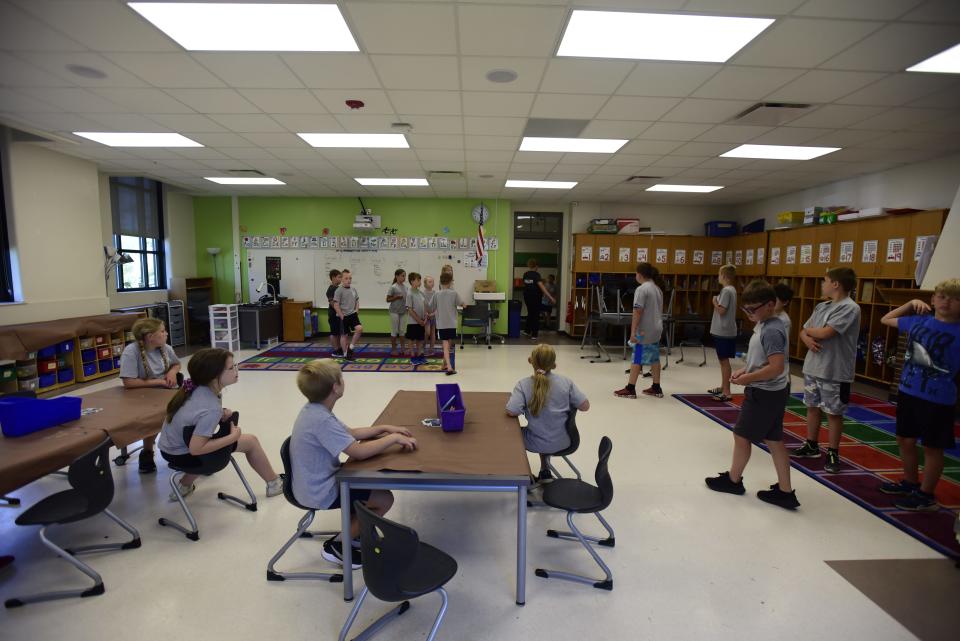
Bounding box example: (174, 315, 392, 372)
(56, 354, 70, 369)
(113, 357, 121, 369)
(704, 221, 738, 237)
(98, 359, 113, 372)
(17, 362, 37, 378)
(79, 337, 95, 349)
(38, 373, 57, 388)
(95, 335, 107, 345)
(81, 348, 96, 362)
(0, 395, 83, 437)
(38, 359, 57, 374)
(97, 347, 111, 360)
(0, 364, 14, 382)
(435, 383, 465, 433)
(37, 345, 57, 359)
(57, 340, 74, 354)
(83, 363, 97, 377)
(57, 367, 75, 384)
(742, 218, 765, 234)
(18, 377, 39, 392)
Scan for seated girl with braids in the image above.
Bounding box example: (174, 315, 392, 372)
(157, 348, 284, 500)
(505, 344, 590, 485)
(119, 318, 182, 473)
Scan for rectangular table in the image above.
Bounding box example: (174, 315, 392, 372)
(336, 390, 531, 605)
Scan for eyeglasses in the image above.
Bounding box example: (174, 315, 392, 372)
(741, 303, 766, 315)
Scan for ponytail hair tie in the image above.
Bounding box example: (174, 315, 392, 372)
(182, 378, 196, 393)
(535, 369, 546, 375)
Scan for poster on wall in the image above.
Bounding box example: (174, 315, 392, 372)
(309, 236, 320, 248)
(290, 236, 301, 249)
(746, 249, 754, 265)
(693, 250, 704, 265)
(839, 240, 854, 263)
(725, 250, 733, 264)
(862, 239, 877, 263)
(675, 249, 686, 265)
(280, 236, 291, 248)
(242, 236, 251, 248)
(785, 245, 797, 264)
(757, 247, 765, 264)
(299, 236, 309, 248)
(389, 236, 399, 249)
(886, 237, 904, 263)
(580, 244, 593, 262)
(598, 246, 611, 262)
(319, 236, 329, 249)
(271, 236, 281, 248)
(770, 247, 781, 265)
(618, 247, 631, 263)
(251, 236, 261, 248)
(818, 243, 831, 264)
(400, 237, 409, 249)
(914, 235, 935, 260)
(799, 244, 812, 264)
(734, 250, 743, 265)
(636, 247, 648, 263)
(489, 237, 499, 250)
(656, 248, 668, 264)
(439, 237, 449, 249)
(711, 250, 723, 266)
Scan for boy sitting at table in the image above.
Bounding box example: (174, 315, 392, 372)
(290, 359, 417, 568)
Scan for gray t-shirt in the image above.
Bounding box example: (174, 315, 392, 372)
(435, 288, 464, 329)
(406, 289, 426, 322)
(506, 373, 588, 454)
(633, 281, 663, 344)
(119, 342, 179, 380)
(157, 386, 222, 456)
(289, 402, 356, 509)
(334, 285, 359, 315)
(745, 317, 790, 391)
(802, 296, 861, 382)
(710, 285, 737, 337)
(423, 289, 437, 316)
(387, 283, 407, 315)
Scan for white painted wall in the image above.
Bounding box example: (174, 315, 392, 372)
(165, 188, 197, 281)
(921, 183, 960, 289)
(572, 202, 733, 235)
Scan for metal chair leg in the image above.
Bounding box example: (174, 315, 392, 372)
(425, 588, 449, 641)
(0, 495, 20, 507)
(113, 443, 144, 466)
(535, 511, 614, 591)
(267, 510, 343, 583)
(66, 509, 141, 554)
(218, 457, 258, 511)
(4, 525, 105, 608)
(158, 471, 200, 541)
(338, 586, 411, 641)
(548, 511, 615, 547)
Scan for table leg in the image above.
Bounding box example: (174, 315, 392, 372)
(516, 485, 527, 605)
(340, 480, 354, 602)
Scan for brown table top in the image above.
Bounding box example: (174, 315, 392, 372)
(73, 386, 177, 448)
(341, 390, 531, 478)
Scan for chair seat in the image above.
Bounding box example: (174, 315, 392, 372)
(396, 542, 458, 599)
(462, 320, 487, 327)
(16, 489, 92, 526)
(542, 479, 604, 513)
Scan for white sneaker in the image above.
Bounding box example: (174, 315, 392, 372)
(266, 474, 286, 498)
(168, 482, 196, 502)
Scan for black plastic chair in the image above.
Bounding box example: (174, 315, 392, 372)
(460, 303, 491, 349)
(338, 502, 457, 641)
(536, 436, 615, 591)
(544, 409, 583, 481)
(5, 438, 141, 608)
(266, 437, 343, 583)
(158, 420, 257, 541)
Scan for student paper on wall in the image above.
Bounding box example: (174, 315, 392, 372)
(619, 247, 631, 263)
(674, 249, 686, 265)
(251, 236, 261, 248)
(309, 236, 320, 248)
(734, 250, 742, 265)
(862, 239, 877, 263)
(429, 237, 438, 249)
(242, 236, 251, 248)
(581, 245, 593, 262)
(439, 237, 449, 249)
(271, 236, 281, 248)
(693, 250, 704, 265)
(818, 242, 831, 263)
(656, 248, 668, 264)
(770, 247, 780, 265)
(725, 250, 733, 264)
(839, 240, 854, 263)
(350, 237, 359, 249)
(359, 237, 369, 248)
(400, 237, 409, 249)
(886, 237, 904, 263)
(799, 244, 812, 264)
(300, 236, 309, 248)
(914, 235, 935, 261)
(785, 246, 797, 264)
(390, 236, 399, 249)
(636, 247, 648, 263)
(319, 236, 328, 248)
(419, 237, 429, 249)
(489, 237, 499, 250)
(598, 245, 611, 262)
(746, 249, 754, 265)
(711, 250, 722, 266)
(757, 248, 764, 264)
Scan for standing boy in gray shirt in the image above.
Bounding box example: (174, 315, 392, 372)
(333, 269, 362, 361)
(709, 265, 738, 402)
(435, 272, 464, 375)
(706, 280, 799, 510)
(615, 262, 664, 399)
(791, 267, 861, 473)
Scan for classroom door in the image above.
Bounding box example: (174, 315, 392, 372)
(513, 212, 563, 331)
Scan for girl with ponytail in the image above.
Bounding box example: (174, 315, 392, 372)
(119, 318, 182, 473)
(505, 344, 590, 484)
(158, 348, 284, 501)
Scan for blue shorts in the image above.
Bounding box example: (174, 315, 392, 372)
(713, 335, 736, 360)
(633, 342, 660, 366)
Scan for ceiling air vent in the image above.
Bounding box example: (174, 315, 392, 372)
(227, 169, 265, 176)
(730, 102, 813, 126)
(625, 175, 663, 184)
(428, 170, 464, 180)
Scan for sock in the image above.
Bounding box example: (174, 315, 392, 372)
(625, 383, 636, 392)
(349, 344, 355, 350)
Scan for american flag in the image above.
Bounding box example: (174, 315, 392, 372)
(476, 222, 485, 260)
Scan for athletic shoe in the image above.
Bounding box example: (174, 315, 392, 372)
(537, 469, 554, 483)
(138, 450, 157, 474)
(893, 490, 938, 512)
(757, 484, 800, 510)
(613, 386, 637, 399)
(705, 471, 746, 495)
(332, 350, 345, 359)
(265, 474, 286, 498)
(707, 387, 722, 395)
(711, 393, 732, 402)
(789, 442, 821, 459)
(642, 385, 663, 398)
(879, 479, 920, 496)
(824, 449, 841, 473)
(168, 482, 196, 502)
(642, 371, 653, 378)
(322, 537, 362, 569)
(345, 349, 356, 361)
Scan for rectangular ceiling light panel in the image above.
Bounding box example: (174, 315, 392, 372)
(205, 177, 285, 185)
(505, 180, 577, 189)
(519, 137, 627, 153)
(297, 133, 409, 148)
(74, 132, 203, 147)
(128, 3, 359, 51)
(907, 43, 960, 74)
(646, 184, 723, 193)
(557, 10, 774, 62)
(720, 144, 840, 160)
(355, 178, 429, 186)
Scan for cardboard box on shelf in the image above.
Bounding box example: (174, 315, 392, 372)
(474, 280, 497, 293)
(616, 219, 641, 234)
(777, 211, 804, 225)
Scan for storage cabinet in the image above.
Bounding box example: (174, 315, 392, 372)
(210, 304, 240, 353)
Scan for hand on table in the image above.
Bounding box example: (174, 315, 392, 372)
(392, 434, 417, 451)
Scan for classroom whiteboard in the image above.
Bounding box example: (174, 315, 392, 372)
(246, 249, 486, 309)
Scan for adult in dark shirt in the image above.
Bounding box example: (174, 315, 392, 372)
(522, 259, 555, 340)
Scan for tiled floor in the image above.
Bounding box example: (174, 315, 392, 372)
(1, 344, 947, 641)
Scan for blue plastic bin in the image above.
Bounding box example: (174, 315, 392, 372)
(38, 373, 57, 388)
(98, 359, 113, 372)
(81, 348, 96, 362)
(704, 220, 738, 237)
(57, 340, 74, 354)
(37, 345, 57, 359)
(113, 356, 121, 369)
(57, 367, 74, 383)
(0, 396, 83, 437)
(435, 383, 465, 432)
(83, 363, 97, 377)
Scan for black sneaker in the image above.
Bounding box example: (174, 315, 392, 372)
(642, 385, 663, 398)
(321, 537, 362, 570)
(894, 490, 938, 512)
(138, 450, 157, 474)
(345, 349, 356, 361)
(790, 442, 821, 459)
(757, 484, 800, 510)
(824, 449, 841, 473)
(332, 350, 345, 359)
(705, 471, 746, 495)
(537, 469, 554, 483)
(879, 479, 920, 496)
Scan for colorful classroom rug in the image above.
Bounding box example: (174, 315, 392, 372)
(674, 392, 960, 561)
(238, 342, 453, 373)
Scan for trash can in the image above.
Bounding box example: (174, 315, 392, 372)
(508, 299, 522, 338)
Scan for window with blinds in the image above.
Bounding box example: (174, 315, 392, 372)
(110, 177, 166, 291)
(0, 143, 13, 303)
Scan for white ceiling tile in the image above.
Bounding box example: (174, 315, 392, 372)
(596, 96, 681, 121)
(539, 59, 634, 94)
(674, 168, 726, 179)
(165, 89, 259, 114)
(0, 3, 84, 51)
(0, 89, 58, 113)
(638, 122, 714, 141)
(464, 135, 521, 151)
(906, 114, 960, 132)
(281, 54, 381, 89)
(19, 52, 149, 87)
(311, 90, 393, 115)
(0, 52, 74, 87)
(104, 53, 227, 88)
(208, 114, 285, 133)
(819, 23, 960, 72)
(512, 152, 563, 164)
(694, 67, 804, 100)
(837, 74, 960, 107)
(748, 127, 835, 145)
(271, 114, 342, 132)
(12, 112, 106, 133)
(238, 90, 327, 114)
(849, 107, 950, 130)
(580, 120, 653, 138)
(683, 0, 806, 12)
(555, 153, 609, 165)
(408, 134, 463, 150)
(265, 147, 329, 161)
(672, 141, 739, 156)
(646, 156, 707, 168)
(803, 129, 889, 146)
(458, 5, 566, 57)
(216, 148, 277, 160)
(660, 99, 753, 124)
(366, 148, 418, 161)
(18, 87, 124, 113)
(855, 131, 948, 150)
(765, 70, 887, 103)
(145, 113, 228, 133)
(399, 116, 463, 134)
(530, 94, 607, 119)
(85, 113, 169, 131)
(91, 88, 192, 114)
(901, 0, 960, 22)
(192, 54, 304, 89)
(617, 62, 721, 98)
(794, 0, 925, 19)
(907, 85, 960, 109)
(465, 150, 515, 162)
(371, 56, 460, 90)
(697, 158, 756, 170)
(459, 57, 547, 93)
(783, 104, 887, 128)
(333, 114, 400, 131)
(461, 92, 534, 117)
(731, 18, 883, 68)
(416, 149, 465, 161)
(696, 125, 773, 143)
(388, 91, 461, 115)
(188, 133, 256, 148)
(618, 140, 684, 155)
(346, 3, 457, 54)
(603, 154, 663, 167)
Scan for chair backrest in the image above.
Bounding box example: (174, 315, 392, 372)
(593, 436, 614, 511)
(463, 303, 490, 321)
(593, 286, 608, 314)
(279, 436, 310, 511)
(170, 425, 233, 474)
(67, 438, 116, 517)
(662, 288, 676, 318)
(355, 501, 422, 602)
(552, 408, 580, 457)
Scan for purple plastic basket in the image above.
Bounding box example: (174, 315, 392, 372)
(0, 396, 82, 437)
(435, 383, 465, 432)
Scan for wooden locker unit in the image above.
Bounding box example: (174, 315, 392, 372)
(594, 237, 615, 272)
(574, 234, 597, 272)
(812, 225, 837, 277)
(614, 235, 635, 273)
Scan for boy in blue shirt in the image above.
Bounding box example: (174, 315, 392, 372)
(878, 278, 960, 511)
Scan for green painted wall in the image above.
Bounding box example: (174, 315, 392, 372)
(193, 197, 235, 304)
(194, 197, 512, 333)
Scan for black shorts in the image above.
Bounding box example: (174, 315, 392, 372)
(712, 335, 737, 360)
(896, 391, 957, 450)
(325, 488, 373, 513)
(437, 328, 457, 341)
(328, 312, 342, 336)
(733, 385, 790, 442)
(405, 323, 425, 341)
(342, 312, 361, 333)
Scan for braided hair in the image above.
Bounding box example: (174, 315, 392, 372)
(131, 318, 168, 378)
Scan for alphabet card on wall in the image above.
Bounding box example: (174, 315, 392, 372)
(280, 236, 291, 248)
(271, 236, 281, 248)
(290, 236, 300, 248)
(309, 236, 320, 248)
(489, 238, 499, 250)
(711, 250, 722, 265)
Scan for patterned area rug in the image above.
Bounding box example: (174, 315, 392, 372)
(674, 392, 960, 561)
(238, 342, 453, 373)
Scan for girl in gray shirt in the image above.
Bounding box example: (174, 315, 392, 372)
(158, 348, 284, 500)
(386, 269, 407, 356)
(506, 344, 590, 483)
